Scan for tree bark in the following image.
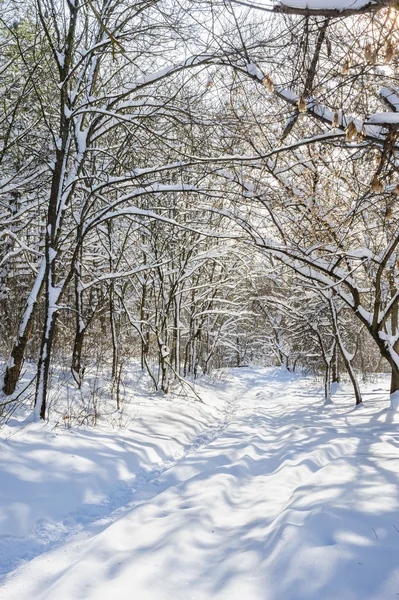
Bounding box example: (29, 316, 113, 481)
(2, 259, 46, 395)
(331, 341, 340, 384)
(328, 299, 362, 405)
(390, 343, 399, 395)
(34, 256, 59, 420)
(324, 362, 331, 403)
(71, 257, 86, 387)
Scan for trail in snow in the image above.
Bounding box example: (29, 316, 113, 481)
(1, 368, 399, 600)
(0, 371, 239, 580)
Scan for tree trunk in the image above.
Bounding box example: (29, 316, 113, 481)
(343, 354, 362, 406)
(314, 328, 332, 403)
(140, 281, 147, 371)
(34, 256, 60, 420)
(331, 341, 340, 383)
(159, 345, 169, 393)
(390, 363, 399, 395)
(328, 298, 362, 405)
(71, 326, 86, 388)
(371, 333, 399, 405)
(388, 349, 399, 410)
(324, 362, 331, 403)
(2, 259, 46, 395)
(71, 259, 86, 387)
(174, 295, 180, 376)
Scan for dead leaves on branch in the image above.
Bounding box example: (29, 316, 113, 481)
(345, 120, 358, 142)
(370, 176, 384, 194)
(297, 96, 307, 113)
(339, 39, 395, 74)
(262, 75, 274, 93)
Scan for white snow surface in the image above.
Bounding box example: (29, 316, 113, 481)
(279, 0, 375, 10)
(366, 112, 399, 125)
(1, 367, 399, 600)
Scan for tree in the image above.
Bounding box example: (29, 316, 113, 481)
(1, 0, 272, 417)
(204, 0, 399, 404)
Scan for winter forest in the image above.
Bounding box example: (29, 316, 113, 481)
(1, 0, 399, 598)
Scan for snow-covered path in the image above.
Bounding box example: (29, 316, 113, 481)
(1, 368, 399, 600)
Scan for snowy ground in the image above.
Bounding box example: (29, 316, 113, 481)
(1, 367, 399, 600)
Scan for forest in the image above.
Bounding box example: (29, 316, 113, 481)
(2, 0, 399, 420)
(1, 1, 399, 599)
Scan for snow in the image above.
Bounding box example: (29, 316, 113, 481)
(1, 367, 399, 600)
(366, 112, 399, 125)
(18, 258, 46, 336)
(122, 55, 212, 94)
(380, 87, 399, 112)
(279, 0, 375, 10)
(391, 391, 399, 410)
(246, 62, 264, 81)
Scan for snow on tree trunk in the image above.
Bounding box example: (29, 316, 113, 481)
(2, 260, 46, 396)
